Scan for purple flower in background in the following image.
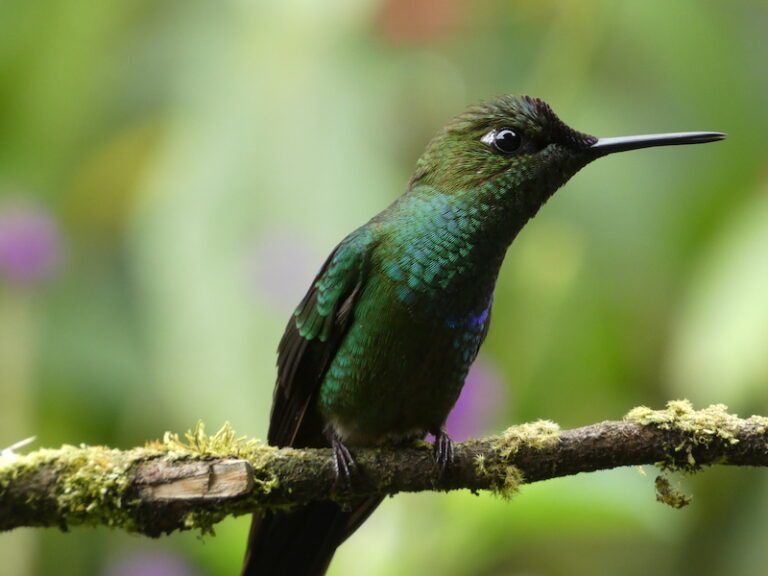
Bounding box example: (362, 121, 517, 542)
(103, 551, 201, 576)
(444, 356, 506, 441)
(248, 231, 320, 311)
(0, 200, 62, 285)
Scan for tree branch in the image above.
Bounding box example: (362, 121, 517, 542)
(2, 401, 767, 536)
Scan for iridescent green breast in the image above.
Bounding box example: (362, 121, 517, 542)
(311, 186, 508, 444)
(317, 271, 492, 445)
(316, 219, 500, 443)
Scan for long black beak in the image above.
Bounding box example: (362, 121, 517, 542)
(590, 131, 726, 155)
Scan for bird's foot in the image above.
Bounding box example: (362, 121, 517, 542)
(432, 428, 454, 479)
(327, 430, 357, 489)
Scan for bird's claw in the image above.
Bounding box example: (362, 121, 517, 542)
(433, 429, 454, 479)
(330, 434, 357, 489)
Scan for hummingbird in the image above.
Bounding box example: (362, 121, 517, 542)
(241, 95, 724, 575)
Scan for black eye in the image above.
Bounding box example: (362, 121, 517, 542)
(484, 128, 522, 154)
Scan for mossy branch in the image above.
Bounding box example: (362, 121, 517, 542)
(2, 401, 768, 536)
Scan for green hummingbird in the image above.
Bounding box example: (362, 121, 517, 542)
(241, 95, 724, 575)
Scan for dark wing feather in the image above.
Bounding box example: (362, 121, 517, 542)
(268, 232, 370, 448)
(243, 231, 380, 576)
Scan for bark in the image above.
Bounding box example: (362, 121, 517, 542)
(1, 401, 766, 536)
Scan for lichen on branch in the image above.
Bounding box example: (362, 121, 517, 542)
(2, 401, 768, 537)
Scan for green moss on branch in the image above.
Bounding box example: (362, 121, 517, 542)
(2, 403, 768, 537)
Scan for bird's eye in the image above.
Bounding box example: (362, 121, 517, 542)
(482, 128, 523, 154)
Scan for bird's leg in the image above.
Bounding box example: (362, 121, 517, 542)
(325, 427, 357, 489)
(432, 428, 455, 478)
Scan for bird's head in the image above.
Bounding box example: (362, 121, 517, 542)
(410, 95, 724, 220)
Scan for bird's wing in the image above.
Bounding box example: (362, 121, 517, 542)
(268, 229, 374, 447)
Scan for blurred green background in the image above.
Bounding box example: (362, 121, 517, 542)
(1, 0, 767, 574)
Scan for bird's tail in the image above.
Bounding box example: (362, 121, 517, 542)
(241, 498, 382, 576)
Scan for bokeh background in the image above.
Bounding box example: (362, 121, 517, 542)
(1, 0, 767, 574)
